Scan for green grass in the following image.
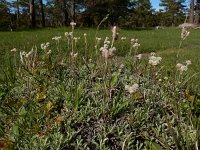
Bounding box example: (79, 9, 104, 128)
(1, 27, 200, 92)
(0, 27, 200, 149)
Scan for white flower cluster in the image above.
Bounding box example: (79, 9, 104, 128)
(149, 53, 162, 66)
(136, 54, 142, 60)
(125, 83, 139, 94)
(131, 38, 140, 49)
(73, 37, 80, 43)
(99, 37, 116, 58)
(112, 26, 119, 40)
(65, 32, 73, 38)
(11, 48, 17, 52)
(181, 27, 190, 40)
(70, 22, 76, 27)
(52, 36, 62, 41)
(121, 37, 127, 41)
(41, 42, 50, 50)
(176, 60, 191, 73)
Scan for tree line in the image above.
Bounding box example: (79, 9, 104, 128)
(0, 0, 199, 30)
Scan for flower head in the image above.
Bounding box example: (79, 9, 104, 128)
(112, 26, 119, 40)
(52, 36, 62, 41)
(70, 22, 76, 27)
(41, 42, 50, 50)
(186, 60, 192, 66)
(136, 54, 142, 60)
(125, 84, 139, 94)
(70, 51, 78, 58)
(11, 48, 17, 52)
(149, 55, 162, 66)
(176, 60, 191, 73)
(181, 27, 190, 40)
(176, 63, 188, 73)
(131, 38, 140, 49)
(121, 37, 127, 40)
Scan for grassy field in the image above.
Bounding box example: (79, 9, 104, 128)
(0, 27, 200, 149)
(1, 27, 200, 91)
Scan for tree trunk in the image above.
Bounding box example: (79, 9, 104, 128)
(16, 0, 20, 28)
(72, 0, 75, 22)
(189, 0, 194, 23)
(30, 0, 36, 28)
(194, 0, 200, 24)
(39, 0, 45, 27)
(61, 0, 68, 26)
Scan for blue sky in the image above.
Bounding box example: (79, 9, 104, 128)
(150, 0, 161, 10)
(150, 0, 190, 10)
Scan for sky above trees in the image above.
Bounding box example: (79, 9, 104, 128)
(150, 0, 161, 10)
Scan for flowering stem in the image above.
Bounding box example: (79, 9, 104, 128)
(177, 40, 183, 59)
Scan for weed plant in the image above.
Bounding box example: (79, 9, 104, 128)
(0, 23, 200, 150)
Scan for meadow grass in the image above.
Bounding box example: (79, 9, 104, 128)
(1, 27, 200, 91)
(0, 27, 200, 149)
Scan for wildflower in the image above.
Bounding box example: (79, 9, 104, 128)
(125, 84, 139, 94)
(149, 56, 162, 66)
(131, 38, 140, 49)
(109, 47, 116, 53)
(96, 37, 101, 41)
(70, 51, 78, 58)
(176, 63, 188, 73)
(65, 32, 69, 37)
(176, 60, 191, 73)
(150, 52, 156, 56)
(25, 49, 34, 58)
(131, 38, 135, 43)
(11, 48, 17, 52)
(73, 37, 80, 43)
(84, 33, 87, 37)
(95, 37, 102, 49)
(70, 22, 76, 27)
(186, 60, 192, 66)
(47, 50, 52, 55)
(121, 37, 127, 40)
(112, 26, 119, 40)
(52, 36, 62, 41)
(41, 42, 50, 50)
(181, 27, 190, 40)
(164, 77, 168, 80)
(99, 37, 116, 58)
(136, 54, 142, 60)
(133, 43, 140, 49)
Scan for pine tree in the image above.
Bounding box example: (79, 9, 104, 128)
(39, 0, 45, 27)
(194, 0, 200, 24)
(30, 0, 36, 27)
(160, 0, 186, 26)
(189, 0, 194, 23)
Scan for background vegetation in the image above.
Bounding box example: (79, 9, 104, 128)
(0, 0, 200, 30)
